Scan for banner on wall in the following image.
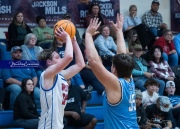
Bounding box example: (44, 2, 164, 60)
(171, 0, 180, 33)
(0, 0, 119, 28)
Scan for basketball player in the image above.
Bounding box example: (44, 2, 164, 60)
(38, 27, 85, 129)
(85, 14, 139, 128)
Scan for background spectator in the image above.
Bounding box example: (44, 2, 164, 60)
(21, 33, 43, 60)
(1, 46, 40, 109)
(123, 5, 151, 50)
(149, 46, 175, 82)
(126, 29, 143, 54)
(85, 2, 108, 28)
(146, 96, 175, 128)
(8, 12, 32, 48)
(142, 0, 167, 40)
(13, 78, 40, 129)
(154, 29, 178, 67)
(33, 15, 53, 49)
(94, 25, 117, 71)
(173, 33, 180, 63)
(165, 81, 180, 127)
(64, 78, 97, 129)
(135, 89, 150, 129)
(21, 33, 43, 87)
(132, 44, 165, 95)
(142, 79, 159, 108)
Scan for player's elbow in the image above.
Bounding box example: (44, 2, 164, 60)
(88, 58, 98, 67)
(65, 54, 73, 62)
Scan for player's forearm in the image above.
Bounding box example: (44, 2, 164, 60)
(73, 41, 85, 68)
(64, 36, 73, 60)
(85, 33, 101, 65)
(116, 31, 126, 54)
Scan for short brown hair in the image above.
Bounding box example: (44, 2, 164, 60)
(144, 79, 160, 88)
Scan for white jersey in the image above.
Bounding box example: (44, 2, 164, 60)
(38, 71, 68, 129)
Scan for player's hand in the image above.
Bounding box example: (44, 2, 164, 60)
(55, 26, 69, 42)
(71, 112, 80, 120)
(110, 13, 124, 32)
(86, 18, 101, 36)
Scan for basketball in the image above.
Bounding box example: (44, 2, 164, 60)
(54, 20, 76, 42)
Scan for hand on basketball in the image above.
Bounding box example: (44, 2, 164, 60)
(55, 26, 70, 42)
(110, 13, 124, 32)
(86, 18, 101, 36)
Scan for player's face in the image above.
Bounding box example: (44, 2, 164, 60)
(16, 13, 23, 23)
(135, 97, 142, 106)
(101, 26, 110, 37)
(38, 19, 46, 28)
(51, 51, 61, 64)
(166, 86, 176, 96)
(25, 79, 34, 94)
(151, 3, 159, 12)
(28, 36, 36, 46)
(92, 5, 99, 15)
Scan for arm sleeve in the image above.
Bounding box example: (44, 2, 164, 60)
(123, 16, 129, 31)
(139, 108, 148, 125)
(142, 12, 153, 28)
(173, 36, 180, 55)
(26, 24, 32, 33)
(132, 69, 144, 76)
(149, 61, 169, 79)
(2, 69, 11, 81)
(134, 17, 142, 26)
(8, 23, 18, 46)
(21, 45, 30, 60)
(30, 68, 37, 78)
(110, 37, 117, 52)
(33, 27, 44, 41)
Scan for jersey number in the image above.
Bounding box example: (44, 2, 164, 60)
(129, 94, 136, 111)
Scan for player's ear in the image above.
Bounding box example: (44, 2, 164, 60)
(46, 59, 51, 65)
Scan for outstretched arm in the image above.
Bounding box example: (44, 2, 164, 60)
(62, 37, 85, 80)
(110, 14, 126, 54)
(85, 16, 121, 104)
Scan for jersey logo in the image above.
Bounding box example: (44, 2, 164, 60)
(62, 83, 68, 105)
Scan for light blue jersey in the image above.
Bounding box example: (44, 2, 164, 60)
(103, 78, 139, 129)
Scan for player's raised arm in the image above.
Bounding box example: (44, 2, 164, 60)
(39, 27, 73, 82)
(110, 14, 126, 54)
(62, 36, 85, 80)
(85, 18, 120, 104)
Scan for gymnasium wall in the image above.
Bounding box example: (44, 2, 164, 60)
(0, 0, 170, 39)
